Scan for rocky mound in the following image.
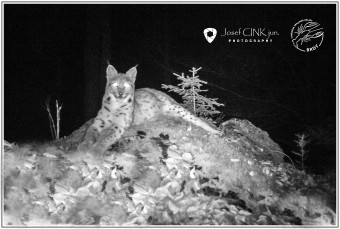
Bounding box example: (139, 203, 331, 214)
(3, 117, 336, 225)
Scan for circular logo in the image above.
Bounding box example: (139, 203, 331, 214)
(291, 19, 324, 52)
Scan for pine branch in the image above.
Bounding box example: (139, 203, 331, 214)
(162, 67, 224, 120)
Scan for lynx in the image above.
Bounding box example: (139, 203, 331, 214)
(78, 65, 221, 154)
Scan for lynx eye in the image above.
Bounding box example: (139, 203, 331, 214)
(124, 83, 131, 88)
(112, 82, 118, 87)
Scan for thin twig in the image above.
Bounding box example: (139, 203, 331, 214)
(45, 97, 56, 140)
(56, 100, 63, 140)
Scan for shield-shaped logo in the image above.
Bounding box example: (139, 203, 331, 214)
(204, 28, 217, 43)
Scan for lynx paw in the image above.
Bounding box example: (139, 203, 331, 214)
(89, 142, 111, 156)
(77, 140, 93, 152)
(91, 146, 105, 155)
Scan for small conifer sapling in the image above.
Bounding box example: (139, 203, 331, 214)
(292, 133, 310, 170)
(162, 67, 224, 121)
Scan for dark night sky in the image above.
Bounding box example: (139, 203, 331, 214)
(4, 4, 336, 172)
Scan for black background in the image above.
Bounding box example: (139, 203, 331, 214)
(4, 4, 336, 174)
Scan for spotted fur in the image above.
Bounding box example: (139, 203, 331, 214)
(79, 65, 220, 154)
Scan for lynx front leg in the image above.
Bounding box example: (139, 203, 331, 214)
(90, 124, 126, 155)
(83, 127, 98, 144)
(77, 116, 110, 152)
(77, 126, 100, 152)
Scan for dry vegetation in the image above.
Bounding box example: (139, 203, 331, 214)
(3, 117, 336, 225)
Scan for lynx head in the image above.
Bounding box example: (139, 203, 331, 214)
(106, 65, 137, 99)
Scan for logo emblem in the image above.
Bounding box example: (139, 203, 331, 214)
(291, 19, 324, 52)
(204, 28, 217, 43)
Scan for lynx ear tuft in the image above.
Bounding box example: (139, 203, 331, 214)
(106, 65, 118, 77)
(126, 66, 137, 82)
